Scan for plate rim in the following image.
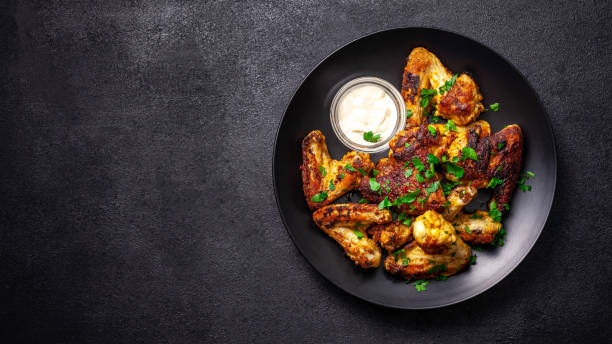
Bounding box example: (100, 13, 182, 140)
(272, 26, 557, 309)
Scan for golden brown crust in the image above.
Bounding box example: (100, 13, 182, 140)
(413, 210, 458, 253)
(436, 74, 485, 125)
(368, 220, 414, 253)
(313, 204, 392, 269)
(301, 130, 373, 210)
(453, 210, 502, 244)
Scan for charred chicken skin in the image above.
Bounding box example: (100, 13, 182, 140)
(368, 220, 414, 253)
(453, 210, 502, 245)
(312, 204, 392, 268)
(401, 47, 484, 127)
(301, 130, 374, 210)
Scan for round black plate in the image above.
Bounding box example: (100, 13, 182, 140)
(273, 28, 556, 309)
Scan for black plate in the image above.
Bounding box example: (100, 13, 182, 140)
(273, 27, 556, 309)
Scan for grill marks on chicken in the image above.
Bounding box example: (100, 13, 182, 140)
(313, 204, 392, 268)
(401, 47, 484, 127)
(301, 130, 374, 210)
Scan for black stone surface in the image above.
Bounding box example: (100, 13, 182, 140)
(1, 1, 611, 343)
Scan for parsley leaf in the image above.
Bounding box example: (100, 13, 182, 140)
(464, 225, 471, 234)
(344, 164, 357, 172)
(438, 74, 458, 94)
(497, 142, 505, 150)
(427, 154, 440, 165)
(420, 88, 437, 109)
(484, 103, 499, 112)
(425, 181, 440, 194)
(329, 180, 335, 191)
(406, 109, 413, 118)
(353, 230, 364, 239)
(358, 198, 368, 204)
(486, 177, 504, 189)
(319, 166, 326, 177)
(426, 264, 447, 275)
(404, 142, 411, 148)
(311, 191, 328, 203)
(445, 161, 465, 179)
(445, 119, 457, 132)
(397, 212, 408, 223)
(427, 125, 437, 137)
(489, 201, 502, 222)
(338, 173, 345, 180)
(404, 168, 413, 179)
(414, 279, 429, 292)
(358, 168, 367, 176)
(492, 227, 507, 247)
(392, 190, 421, 206)
(372, 169, 379, 177)
(369, 178, 380, 191)
(412, 157, 425, 171)
(378, 196, 392, 210)
(469, 255, 477, 265)
(415, 172, 425, 183)
(441, 180, 461, 196)
(363, 131, 381, 143)
(461, 147, 478, 161)
(526, 171, 536, 178)
(402, 217, 413, 226)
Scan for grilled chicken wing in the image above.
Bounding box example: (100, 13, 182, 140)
(358, 157, 446, 215)
(312, 204, 391, 268)
(452, 210, 502, 244)
(301, 130, 374, 210)
(413, 210, 459, 253)
(385, 212, 472, 280)
(442, 185, 478, 221)
(444, 124, 523, 214)
(368, 220, 414, 253)
(401, 47, 484, 127)
(388, 124, 456, 163)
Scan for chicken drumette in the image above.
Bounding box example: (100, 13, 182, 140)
(312, 204, 392, 268)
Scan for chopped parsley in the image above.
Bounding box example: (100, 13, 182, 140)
(438, 74, 458, 94)
(353, 230, 364, 239)
(344, 164, 357, 172)
(427, 125, 437, 137)
(404, 168, 413, 179)
(392, 190, 421, 206)
(358, 168, 367, 176)
(363, 131, 381, 143)
(328, 180, 335, 190)
(415, 172, 425, 183)
(497, 142, 505, 150)
(426, 264, 447, 275)
(406, 109, 413, 118)
(445, 119, 457, 132)
(441, 180, 461, 196)
(461, 147, 478, 161)
(518, 171, 535, 192)
(420, 88, 437, 109)
(464, 225, 471, 234)
(469, 255, 477, 265)
(311, 191, 328, 203)
(404, 142, 411, 148)
(338, 173, 345, 180)
(526, 171, 536, 178)
(412, 157, 425, 171)
(425, 181, 440, 194)
(358, 198, 368, 204)
(372, 169, 379, 177)
(484, 103, 499, 112)
(492, 227, 507, 246)
(414, 279, 429, 292)
(504, 203, 510, 211)
(378, 196, 392, 210)
(427, 154, 440, 165)
(392, 249, 410, 266)
(487, 177, 504, 189)
(369, 178, 380, 191)
(489, 201, 502, 222)
(319, 166, 326, 177)
(445, 161, 465, 179)
(470, 213, 482, 219)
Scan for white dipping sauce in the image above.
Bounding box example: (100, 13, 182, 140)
(337, 84, 398, 146)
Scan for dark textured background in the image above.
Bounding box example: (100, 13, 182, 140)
(1, 1, 611, 343)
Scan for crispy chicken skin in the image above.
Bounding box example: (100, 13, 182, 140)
(401, 47, 484, 127)
(301, 130, 374, 210)
(385, 235, 472, 280)
(444, 124, 523, 214)
(388, 124, 456, 163)
(358, 158, 446, 215)
(413, 210, 459, 253)
(453, 210, 502, 244)
(313, 204, 392, 268)
(368, 220, 414, 253)
(442, 186, 478, 221)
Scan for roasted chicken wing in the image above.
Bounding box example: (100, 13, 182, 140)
(368, 220, 414, 253)
(442, 185, 478, 221)
(444, 124, 523, 214)
(301, 130, 374, 210)
(452, 210, 502, 244)
(401, 47, 484, 127)
(312, 204, 392, 268)
(385, 211, 472, 280)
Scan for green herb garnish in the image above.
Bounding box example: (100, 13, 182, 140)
(311, 191, 328, 203)
(363, 131, 381, 143)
